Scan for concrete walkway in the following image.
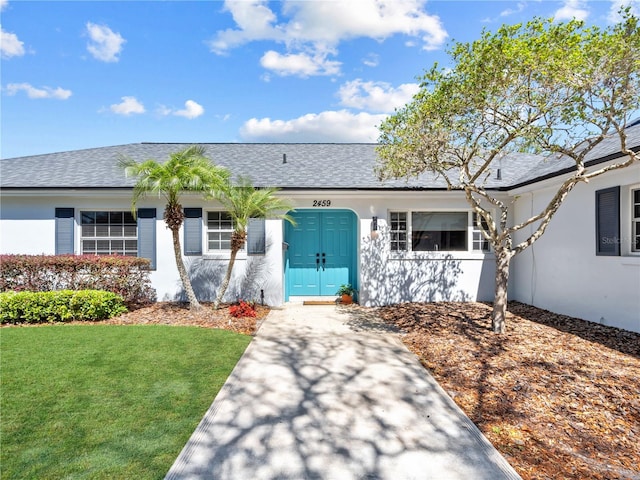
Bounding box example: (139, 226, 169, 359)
(165, 303, 521, 480)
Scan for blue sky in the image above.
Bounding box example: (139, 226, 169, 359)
(1, 0, 638, 159)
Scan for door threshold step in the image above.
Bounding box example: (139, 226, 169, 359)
(303, 300, 338, 306)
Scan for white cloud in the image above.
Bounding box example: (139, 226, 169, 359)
(279, 0, 447, 50)
(86, 22, 125, 62)
(174, 100, 205, 119)
(338, 79, 419, 113)
(209, 0, 447, 76)
(110, 96, 145, 115)
(608, 0, 640, 22)
(554, 0, 590, 21)
(1, 27, 25, 59)
(156, 105, 172, 116)
(362, 53, 379, 68)
(5, 83, 72, 99)
(208, 0, 283, 54)
(500, 2, 526, 17)
(240, 110, 386, 143)
(260, 50, 341, 77)
(157, 100, 205, 119)
(1, 0, 9, 11)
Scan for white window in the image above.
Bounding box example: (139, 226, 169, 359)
(412, 212, 467, 251)
(389, 211, 491, 253)
(633, 188, 640, 252)
(390, 211, 408, 252)
(81, 211, 137, 256)
(472, 213, 491, 252)
(207, 211, 235, 252)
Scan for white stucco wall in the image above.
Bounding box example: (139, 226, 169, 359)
(287, 191, 498, 307)
(0, 192, 284, 305)
(4, 181, 638, 333)
(0, 195, 58, 254)
(510, 164, 640, 333)
(1, 190, 498, 308)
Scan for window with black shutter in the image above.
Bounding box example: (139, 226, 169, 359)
(183, 208, 203, 256)
(55, 208, 75, 254)
(247, 218, 266, 255)
(137, 208, 156, 269)
(595, 187, 620, 256)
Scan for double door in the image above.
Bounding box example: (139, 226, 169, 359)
(285, 210, 356, 297)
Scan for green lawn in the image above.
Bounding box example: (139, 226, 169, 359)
(0, 325, 252, 479)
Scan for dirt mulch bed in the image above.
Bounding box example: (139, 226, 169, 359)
(0, 302, 270, 335)
(99, 302, 269, 335)
(373, 301, 640, 480)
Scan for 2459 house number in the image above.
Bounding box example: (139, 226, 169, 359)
(312, 200, 332, 207)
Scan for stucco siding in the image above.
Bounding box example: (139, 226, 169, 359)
(511, 165, 640, 333)
(291, 192, 498, 307)
(1, 197, 58, 254)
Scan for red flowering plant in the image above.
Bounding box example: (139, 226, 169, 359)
(228, 300, 257, 318)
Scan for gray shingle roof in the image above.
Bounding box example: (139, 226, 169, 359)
(1, 124, 638, 191)
(510, 123, 640, 187)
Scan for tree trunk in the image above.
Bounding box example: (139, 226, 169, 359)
(171, 227, 201, 310)
(492, 248, 512, 333)
(214, 247, 238, 310)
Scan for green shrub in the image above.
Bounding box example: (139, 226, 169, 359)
(0, 255, 156, 307)
(0, 290, 127, 324)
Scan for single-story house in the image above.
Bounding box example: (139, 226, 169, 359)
(1, 124, 639, 333)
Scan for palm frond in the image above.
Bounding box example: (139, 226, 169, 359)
(216, 176, 296, 232)
(119, 146, 230, 213)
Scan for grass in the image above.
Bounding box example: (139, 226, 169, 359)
(1, 325, 252, 479)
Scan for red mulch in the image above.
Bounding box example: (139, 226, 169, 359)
(374, 301, 640, 480)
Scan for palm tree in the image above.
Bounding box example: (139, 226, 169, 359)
(213, 177, 295, 309)
(120, 145, 229, 310)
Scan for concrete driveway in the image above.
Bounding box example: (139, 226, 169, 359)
(165, 303, 521, 480)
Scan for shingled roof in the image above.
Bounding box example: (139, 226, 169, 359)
(1, 124, 638, 191)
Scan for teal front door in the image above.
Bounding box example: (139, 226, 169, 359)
(285, 210, 357, 298)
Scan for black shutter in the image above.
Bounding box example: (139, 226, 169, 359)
(247, 218, 266, 255)
(596, 187, 620, 256)
(55, 208, 75, 254)
(137, 208, 157, 269)
(183, 208, 203, 256)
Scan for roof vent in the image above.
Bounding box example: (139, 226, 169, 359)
(496, 168, 502, 180)
(283, 153, 287, 164)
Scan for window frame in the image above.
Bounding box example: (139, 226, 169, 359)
(205, 210, 238, 254)
(472, 212, 491, 253)
(388, 210, 492, 254)
(389, 211, 408, 252)
(411, 211, 468, 252)
(80, 210, 138, 257)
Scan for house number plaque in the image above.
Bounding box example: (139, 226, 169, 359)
(312, 200, 332, 207)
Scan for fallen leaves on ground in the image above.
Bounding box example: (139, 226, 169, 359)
(373, 301, 640, 480)
(92, 302, 268, 335)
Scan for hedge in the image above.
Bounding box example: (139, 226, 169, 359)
(0, 255, 156, 306)
(0, 290, 128, 324)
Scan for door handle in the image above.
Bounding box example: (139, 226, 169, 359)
(322, 253, 326, 271)
(316, 253, 320, 272)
